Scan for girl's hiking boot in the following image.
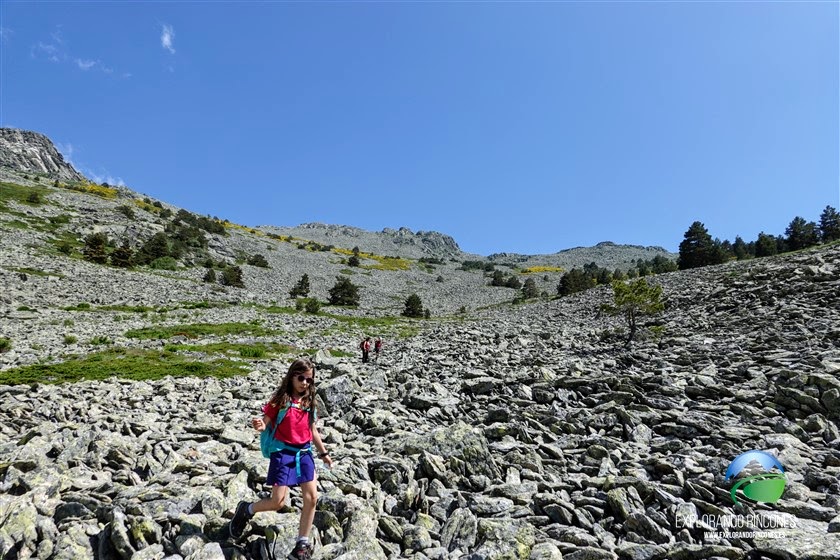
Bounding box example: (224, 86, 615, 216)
(229, 501, 252, 539)
(288, 541, 312, 560)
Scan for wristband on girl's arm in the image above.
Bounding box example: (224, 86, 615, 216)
(318, 451, 329, 458)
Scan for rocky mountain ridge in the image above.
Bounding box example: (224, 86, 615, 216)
(0, 127, 675, 268)
(0, 128, 85, 184)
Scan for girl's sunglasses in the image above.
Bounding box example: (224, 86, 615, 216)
(295, 375, 314, 384)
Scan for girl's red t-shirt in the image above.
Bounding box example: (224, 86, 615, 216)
(263, 399, 312, 446)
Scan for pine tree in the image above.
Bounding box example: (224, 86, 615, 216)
(557, 268, 590, 296)
(83, 232, 109, 264)
(110, 239, 134, 268)
(818, 205, 840, 242)
(522, 278, 539, 299)
(289, 274, 311, 298)
(732, 236, 749, 260)
(328, 276, 360, 306)
(601, 278, 664, 346)
(402, 294, 424, 318)
(203, 268, 217, 283)
(678, 221, 724, 269)
(137, 232, 171, 265)
(785, 216, 819, 251)
(754, 232, 777, 257)
(490, 270, 506, 287)
(220, 265, 244, 288)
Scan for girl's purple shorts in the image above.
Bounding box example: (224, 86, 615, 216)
(266, 446, 315, 487)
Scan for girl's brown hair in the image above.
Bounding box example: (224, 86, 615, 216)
(268, 358, 317, 425)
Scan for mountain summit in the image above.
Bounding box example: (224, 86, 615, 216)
(0, 128, 85, 184)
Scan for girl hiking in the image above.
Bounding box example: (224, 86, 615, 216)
(230, 358, 333, 560)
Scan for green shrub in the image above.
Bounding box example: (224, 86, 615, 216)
(110, 240, 134, 268)
(150, 256, 178, 270)
(295, 298, 306, 311)
(203, 268, 217, 283)
(221, 265, 245, 288)
(247, 254, 269, 267)
(89, 335, 112, 345)
(305, 299, 321, 314)
(27, 192, 42, 204)
(116, 205, 136, 219)
(82, 232, 109, 264)
(63, 335, 78, 345)
(0, 338, 11, 353)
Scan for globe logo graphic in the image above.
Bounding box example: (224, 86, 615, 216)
(725, 450, 786, 505)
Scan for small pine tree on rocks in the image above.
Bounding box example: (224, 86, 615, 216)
(110, 239, 134, 268)
(83, 232, 109, 264)
(221, 265, 245, 288)
(402, 294, 424, 318)
(289, 274, 310, 298)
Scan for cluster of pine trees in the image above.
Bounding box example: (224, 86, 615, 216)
(556, 256, 678, 297)
(678, 205, 839, 269)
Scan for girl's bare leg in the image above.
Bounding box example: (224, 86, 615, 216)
(252, 485, 288, 513)
(297, 480, 318, 537)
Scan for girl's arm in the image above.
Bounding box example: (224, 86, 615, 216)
(311, 425, 334, 468)
(252, 414, 271, 432)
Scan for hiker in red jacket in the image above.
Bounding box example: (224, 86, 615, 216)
(360, 337, 371, 363)
(374, 338, 383, 362)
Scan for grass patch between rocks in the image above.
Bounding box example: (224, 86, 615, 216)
(0, 348, 248, 385)
(124, 322, 274, 340)
(163, 341, 295, 358)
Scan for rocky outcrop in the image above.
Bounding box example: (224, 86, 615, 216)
(261, 223, 464, 260)
(0, 128, 85, 183)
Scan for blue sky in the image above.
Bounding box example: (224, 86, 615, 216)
(1, 2, 837, 256)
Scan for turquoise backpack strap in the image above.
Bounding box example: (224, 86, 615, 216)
(259, 402, 316, 459)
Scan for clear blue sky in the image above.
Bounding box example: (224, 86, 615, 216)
(2, 1, 837, 256)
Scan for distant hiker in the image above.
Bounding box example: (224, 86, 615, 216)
(229, 358, 333, 559)
(360, 337, 371, 363)
(374, 338, 383, 361)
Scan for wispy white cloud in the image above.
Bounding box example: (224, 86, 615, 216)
(30, 26, 129, 78)
(161, 24, 175, 54)
(0, 27, 13, 42)
(32, 41, 62, 62)
(55, 142, 76, 167)
(86, 169, 126, 187)
(75, 58, 97, 70)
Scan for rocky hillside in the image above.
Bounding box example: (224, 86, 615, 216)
(1, 241, 838, 560)
(259, 223, 466, 261)
(488, 241, 675, 273)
